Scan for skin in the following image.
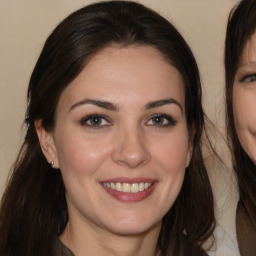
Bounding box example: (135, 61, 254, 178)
(36, 45, 192, 256)
(233, 32, 256, 164)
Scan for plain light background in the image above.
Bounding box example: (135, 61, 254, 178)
(0, 0, 238, 197)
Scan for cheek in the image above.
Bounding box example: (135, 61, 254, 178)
(233, 90, 256, 134)
(233, 88, 256, 162)
(152, 131, 190, 175)
(151, 133, 188, 212)
(55, 133, 112, 178)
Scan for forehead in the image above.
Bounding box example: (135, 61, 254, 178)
(240, 32, 256, 64)
(57, 45, 185, 111)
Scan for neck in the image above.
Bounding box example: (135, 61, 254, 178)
(60, 219, 162, 256)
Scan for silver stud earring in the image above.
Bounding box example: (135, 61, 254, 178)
(50, 161, 55, 169)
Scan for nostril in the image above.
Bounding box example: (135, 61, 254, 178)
(112, 145, 151, 168)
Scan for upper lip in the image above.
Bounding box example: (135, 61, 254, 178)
(100, 177, 157, 184)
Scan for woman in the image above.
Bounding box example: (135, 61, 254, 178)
(0, 1, 215, 255)
(225, 0, 256, 255)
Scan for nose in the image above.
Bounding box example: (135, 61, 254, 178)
(112, 128, 151, 169)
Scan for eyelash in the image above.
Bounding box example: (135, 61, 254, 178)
(80, 114, 111, 128)
(80, 114, 177, 129)
(146, 114, 177, 128)
(240, 74, 256, 83)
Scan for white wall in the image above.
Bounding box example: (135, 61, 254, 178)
(0, 0, 238, 196)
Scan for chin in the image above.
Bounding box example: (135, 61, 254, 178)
(103, 215, 162, 236)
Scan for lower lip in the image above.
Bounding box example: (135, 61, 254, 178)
(102, 183, 157, 202)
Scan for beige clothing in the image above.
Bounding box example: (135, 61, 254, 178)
(206, 152, 240, 256)
(54, 238, 75, 256)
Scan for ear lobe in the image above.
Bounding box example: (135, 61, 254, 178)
(35, 120, 59, 169)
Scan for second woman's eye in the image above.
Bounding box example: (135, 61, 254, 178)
(240, 74, 256, 83)
(146, 114, 176, 127)
(80, 114, 110, 128)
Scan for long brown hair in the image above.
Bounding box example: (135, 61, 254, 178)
(225, 0, 256, 226)
(0, 1, 215, 255)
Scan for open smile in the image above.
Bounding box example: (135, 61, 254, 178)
(103, 182, 153, 193)
(100, 178, 157, 202)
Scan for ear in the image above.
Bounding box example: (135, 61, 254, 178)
(35, 120, 60, 169)
(185, 141, 193, 167)
(185, 124, 195, 167)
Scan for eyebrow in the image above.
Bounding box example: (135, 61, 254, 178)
(69, 99, 119, 111)
(69, 98, 183, 112)
(238, 61, 256, 69)
(145, 98, 183, 112)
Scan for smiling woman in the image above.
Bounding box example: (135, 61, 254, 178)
(0, 1, 215, 256)
(225, 0, 256, 255)
(233, 33, 256, 164)
(38, 45, 190, 239)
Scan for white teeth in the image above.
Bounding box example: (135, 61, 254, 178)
(123, 183, 131, 192)
(139, 182, 144, 191)
(116, 182, 122, 192)
(103, 182, 153, 193)
(130, 183, 139, 193)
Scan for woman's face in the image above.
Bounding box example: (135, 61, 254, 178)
(233, 32, 256, 163)
(42, 45, 192, 236)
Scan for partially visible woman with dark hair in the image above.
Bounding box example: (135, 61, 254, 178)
(225, 0, 256, 255)
(0, 1, 215, 255)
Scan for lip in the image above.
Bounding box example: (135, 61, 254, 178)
(100, 177, 157, 202)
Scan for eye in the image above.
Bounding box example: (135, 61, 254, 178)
(240, 74, 256, 83)
(80, 114, 110, 128)
(146, 114, 176, 127)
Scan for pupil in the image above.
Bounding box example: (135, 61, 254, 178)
(153, 116, 162, 124)
(92, 116, 101, 125)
